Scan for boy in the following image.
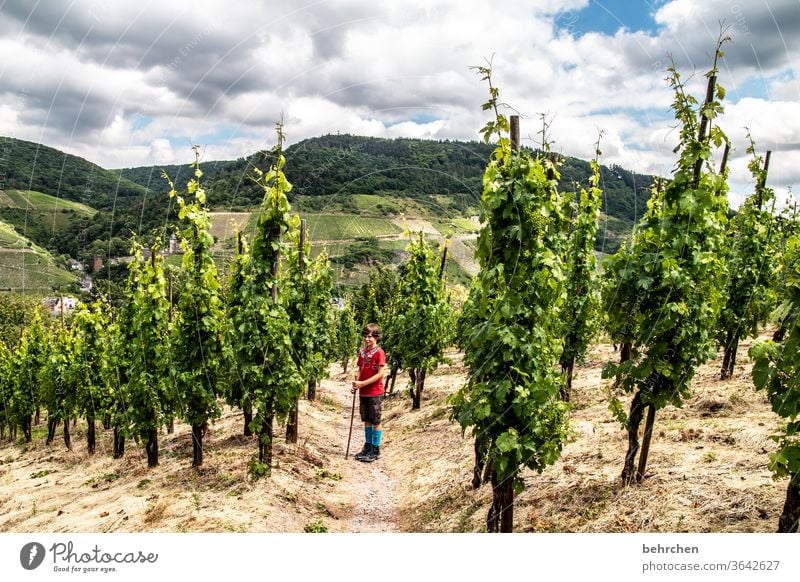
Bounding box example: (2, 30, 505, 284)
(351, 323, 386, 462)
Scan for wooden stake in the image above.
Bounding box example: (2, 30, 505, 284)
(438, 239, 448, 281)
(756, 151, 773, 209)
(636, 404, 656, 482)
(168, 272, 174, 323)
(345, 391, 356, 459)
(510, 115, 520, 151)
(287, 219, 308, 444)
(719, 142, 730, 175)
(763, 150, 772, 180)
(692, 73, 717, 189)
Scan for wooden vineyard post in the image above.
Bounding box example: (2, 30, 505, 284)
(510, 114, 520, 151)
(490, 113, 518, 531)
(438, 239, 448, 281)
(260, 227, 281, 466)
(167, 271, 175, 435)
(286, 219, 307, 444)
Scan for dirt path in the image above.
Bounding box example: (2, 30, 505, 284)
(320, 372, 399, 533)
(0, 375, 403, 533)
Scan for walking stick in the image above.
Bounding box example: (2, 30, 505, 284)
(345, 389, 356, 459)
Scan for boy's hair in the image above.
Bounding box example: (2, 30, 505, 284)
(362, 322, 382, 340)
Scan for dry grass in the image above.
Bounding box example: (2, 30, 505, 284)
(0, 336, 788, 533)
(390, 336, 785, 533)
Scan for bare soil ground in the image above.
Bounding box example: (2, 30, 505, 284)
(0, 336, 787, 533)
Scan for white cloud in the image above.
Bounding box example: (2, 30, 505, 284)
(147, 138, 174, 164)
(0, 0, 795, 202)
(385, 119, 447, 139)
(285, 96, 385, 139)
(768, 73, 800, 100)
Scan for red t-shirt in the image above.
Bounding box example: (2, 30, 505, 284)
(357, 346, 386, 397)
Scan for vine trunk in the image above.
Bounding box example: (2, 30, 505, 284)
(192, 423, 204, 467)
(487, 469, 514, 533)
(778, 480, 800, 533)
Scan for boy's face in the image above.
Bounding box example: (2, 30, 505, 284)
(363, 333, 378, 348)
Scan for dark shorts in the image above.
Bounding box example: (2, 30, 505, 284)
(359, 395, 383, 425)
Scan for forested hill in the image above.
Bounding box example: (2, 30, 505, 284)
(3, 134, 654, 224)
(0, 137, 147, 209)
(120, 136, 495, 214)
(118, 134, 656, 223)
(1, 134, 655, 261)
(0, 136, 177, 261)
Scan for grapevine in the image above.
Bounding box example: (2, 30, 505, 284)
(167, 147, 227, 467)
(451, 65, 570, 532)
(602, 37, 731, 484)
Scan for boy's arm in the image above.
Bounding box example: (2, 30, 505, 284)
(353, 365, 385, 388)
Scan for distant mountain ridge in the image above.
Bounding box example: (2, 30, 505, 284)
(1, 134, 655, 266)
(2, 134, 655, 221)
(117, 134, 656, 224)
(0, 137, 147, 208)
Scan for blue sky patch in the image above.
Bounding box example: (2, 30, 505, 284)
(590, 105, 665, 117)
(729, 76, 770, 100)
(556, 0, 666, 37)
(131, 114, 152, 132)
(386, 112, 441, 127)
(727, 69, 795, 101)
(194, 125, 250, 144)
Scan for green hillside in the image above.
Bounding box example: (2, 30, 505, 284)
(119, 135, 655, 231)
(0, 188, 96, 251)
(300, 214, 402, 240)
(0, 136, 176, 259)
(0, 219, 77, 292)
(235, 212, 402, 241)
(1, 133, 656, 274)
(0, 137, 148, 209)
(0, 189, 95, 213)
(0, 220, 27, 248)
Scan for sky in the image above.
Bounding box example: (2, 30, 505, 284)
(0, 0, 798, 207)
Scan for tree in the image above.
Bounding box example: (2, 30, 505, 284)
(772, 205, 800, 342)
(352, 265, 397, 330)
(560, 147, 603, 400)
(389, 232, 450, 410)
(167, 150, 226, 467)
(0, 340, 12, 442)
(40, 323, 74, 448)
(224, 229, 254, 436)
(603, 38, 731, 485)
(601, 179, 665, 371)
(302, 250, 334, 402)
(0, 293, 45, 349)
(287, 228, 333, 400)
(107, 302, 133, 458)
(450, 68, 571, 533)
(750, 233, 800, 532)
(717, 142, 777, 379)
